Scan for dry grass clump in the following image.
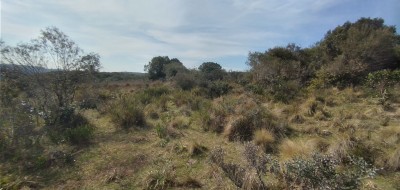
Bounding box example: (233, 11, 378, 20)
(155, 124, 183, 140)
(289, 114, 305, 124)
(188, 142, 208, 157)
(110, 96, 146, 130)
(224, 105, 287, 142)
(386, 147, 400, 171)
(279, 139, 314, 161)
(378, 126, 400, 147)
(169, 116, 190, 129)
(328, 136, 354, 161)
(254, 129, 275, 152)
(144, 164, 176, 190)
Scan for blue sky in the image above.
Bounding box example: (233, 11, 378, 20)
(1, 0, 399, 72)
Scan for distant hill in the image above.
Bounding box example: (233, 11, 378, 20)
(94, 71, 147, 82)
(1, 64, 147, 82)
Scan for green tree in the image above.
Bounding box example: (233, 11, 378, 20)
(198, 62, 224, 81)
(318, 17, 399, 85)
(164, 58, 188, 78)
(247, 44, 308, 101)
(144, 56, 170, 80)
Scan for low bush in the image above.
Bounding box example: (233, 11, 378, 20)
(205, 81, 232, 98)
(64, 124, 94, 145)
(281, 154, 377, 189)
(110, 96, 146, 129)
(225, 107, 286, 142)
(174, 73, 196, 90)
(136, 86, 170, 105)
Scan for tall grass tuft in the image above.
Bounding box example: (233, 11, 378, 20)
(110, 96, 146, 130)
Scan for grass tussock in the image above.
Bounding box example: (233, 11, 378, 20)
(254, 129, 276, 152)
(387, 147, 400, 171)
(279, 139, 314, 161)
(110, 96, 146, 130)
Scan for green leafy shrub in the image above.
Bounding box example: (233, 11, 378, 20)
(366, 69, 400, 98)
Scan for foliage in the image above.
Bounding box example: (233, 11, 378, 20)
(317, 17, 399, 86)
(145, 56, 169, 80)
(198, 62, 225, 81)
(211, 144, 377, 190)
(227, 107, 285, 142)
(1, 27, 101, 128)
(281, 154, 377, 189)
(174, 72, 197, 90)
(110, 96, 146, 129)
(64, 124, 94, 145)
(247, 43, 308, 101)
(207, 81, 232, 98)
(366, 69, 400, 96)
(145, 56, 188, 80)
(136, 86, 170, 105)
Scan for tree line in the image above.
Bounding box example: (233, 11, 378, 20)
(145, 17, 400, 102)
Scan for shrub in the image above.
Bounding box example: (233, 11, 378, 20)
(47, 111, 93, 144)
(207, 81, 232, 98)
(65, 124, 94, 145)
(246, 84, 264, 95)
(225, 107, 286, 142)
(111, 96, 146, 129)
(281, 154, 376, 189)
(175, 73, 196, 90)
(136, 86, 169, 105)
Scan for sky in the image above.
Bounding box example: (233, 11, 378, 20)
(1, 0, 399, 72)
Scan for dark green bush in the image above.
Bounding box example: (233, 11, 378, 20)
(65, 124, 94, 145)
(207, 81, 231, 98)
(175, 73, 196, 90)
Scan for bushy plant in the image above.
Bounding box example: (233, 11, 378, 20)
(174, 73, 196, 90)
(366, 69, 400, 104)
(207, 81, 232, 98)
(64, 124, 94, 145)
(226, 107, 286, 142)
(281, 154, 376, 189)
(136, 86, 170, 105)
(110, 96, 146, 129)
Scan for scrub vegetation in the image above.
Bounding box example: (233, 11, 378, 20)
(1, 18, 400, 189)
